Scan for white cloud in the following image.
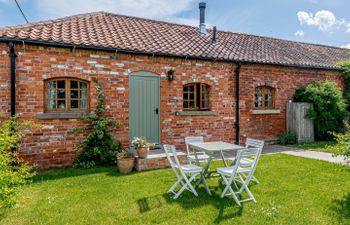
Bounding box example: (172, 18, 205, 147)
(346, 23, 350, 33)
(33, 0, 197, 25)
(341, 44, 350, 49)
(297, 10, 345, 32)
(294, 30, 305, 36)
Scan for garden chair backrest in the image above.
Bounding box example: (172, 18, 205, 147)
(245, 138, 264, 155)
(163, 144, 182, 170)
(185, 136, 204, 156)
(230, 147, 260, 182)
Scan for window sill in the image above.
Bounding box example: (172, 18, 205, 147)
(252, 109, 280, 115)
(36, 112, 89, 120)
(175, 111, 217, 116)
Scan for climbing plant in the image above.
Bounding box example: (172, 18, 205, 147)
(71, 78, 123, 166)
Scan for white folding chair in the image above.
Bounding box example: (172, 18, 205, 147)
(185, 136, 210, 164)
(217, 147, 260, 206)
(222, 138, 264, 183)
(242, 138, 264, 184)
(164, 144, 211, 199)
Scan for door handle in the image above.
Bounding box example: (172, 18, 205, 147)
(154, 108, 159, 114)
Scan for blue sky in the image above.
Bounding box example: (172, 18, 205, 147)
(0, 0, 349, 48)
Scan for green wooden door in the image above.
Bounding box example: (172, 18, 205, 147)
(129, 72, 160, 144)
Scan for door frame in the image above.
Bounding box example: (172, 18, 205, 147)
(128, 71, 161, 145)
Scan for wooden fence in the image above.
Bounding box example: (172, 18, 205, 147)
(286, 102, 314, 143)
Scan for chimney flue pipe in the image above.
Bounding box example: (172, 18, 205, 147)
(212, 26, 217, 43)
(199, 2, 207, 35)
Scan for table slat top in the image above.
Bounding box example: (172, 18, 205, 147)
(188, 141, 245, 152)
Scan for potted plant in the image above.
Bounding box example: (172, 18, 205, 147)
(116, 150, 135, 174)
(132, 137, 154, 158)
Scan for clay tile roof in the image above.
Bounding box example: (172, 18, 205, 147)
(0, 11, 350, 69)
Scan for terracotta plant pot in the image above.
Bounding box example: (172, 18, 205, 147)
(136, 147, 150, 158)
(117, 157, 135, 174)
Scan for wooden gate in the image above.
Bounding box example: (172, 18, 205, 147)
(286, 102, 314, 143)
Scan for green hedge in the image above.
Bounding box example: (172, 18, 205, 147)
(338, 60, 350, 111)
(294, 81, 348, 140)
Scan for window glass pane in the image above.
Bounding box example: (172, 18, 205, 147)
(71, 90, 79, 98)
(80, 82, 87, 89)
(57, 90, 66, 99)
(189, 101, 195, 108)
(189, 85, 194, 92)
(183, 93, 188, 100)
(57, 80, 65, 89)
(183, 86, 188, 92)
(71, 80, 78, 89)
(254, 94, 259, 108)
(48, 81, 56, 89)
(47, 99, 56, 109)
(255, 88, 262, 108)
(80, 90, 87, 99)
(48, 89, 56, 99)
(183, 101, 188, 108)
(58, 100, 66, 109)
(71, 100, 79, 108)
(190, 93, 195, 100)
(80, 100, 87, 109)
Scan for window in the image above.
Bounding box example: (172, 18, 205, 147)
(254, 86, 275, 109)
(183, 83, 210, 111)
(45, 78, 89, 112)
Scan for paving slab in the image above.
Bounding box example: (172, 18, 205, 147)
(281, 149, 349, 164)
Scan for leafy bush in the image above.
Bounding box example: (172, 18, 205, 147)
(294, 81, 348, 140)
(278, 132, 298, 145)
(71, 78, 123, 166)
(0, 117, 35, 209)
(330, 125, 350, 162)
(337, 60, 350, 111)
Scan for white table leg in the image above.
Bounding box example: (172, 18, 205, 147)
(193, 149, 200, 167)
(220, 150, 228, 167)
(203, 153, 213, 178)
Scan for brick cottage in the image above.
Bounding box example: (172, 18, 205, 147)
(1, 6, 350, 168)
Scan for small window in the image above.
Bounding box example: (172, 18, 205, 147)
(183, 83, 210, 111)
(254, 86, 275, 109)
(45, 78, 89, 112)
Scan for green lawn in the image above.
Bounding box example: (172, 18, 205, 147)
(1, 154, 350, 225)
(288, 141, 338, 154)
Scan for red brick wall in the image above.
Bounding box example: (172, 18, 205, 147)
(0, 42, 344, 168)
(239, 64, 344, 142)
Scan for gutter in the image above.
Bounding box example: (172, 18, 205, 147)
(0, 38, 343, 71)
(9, 42, 16, 116)
(234, 63, 241, 144)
